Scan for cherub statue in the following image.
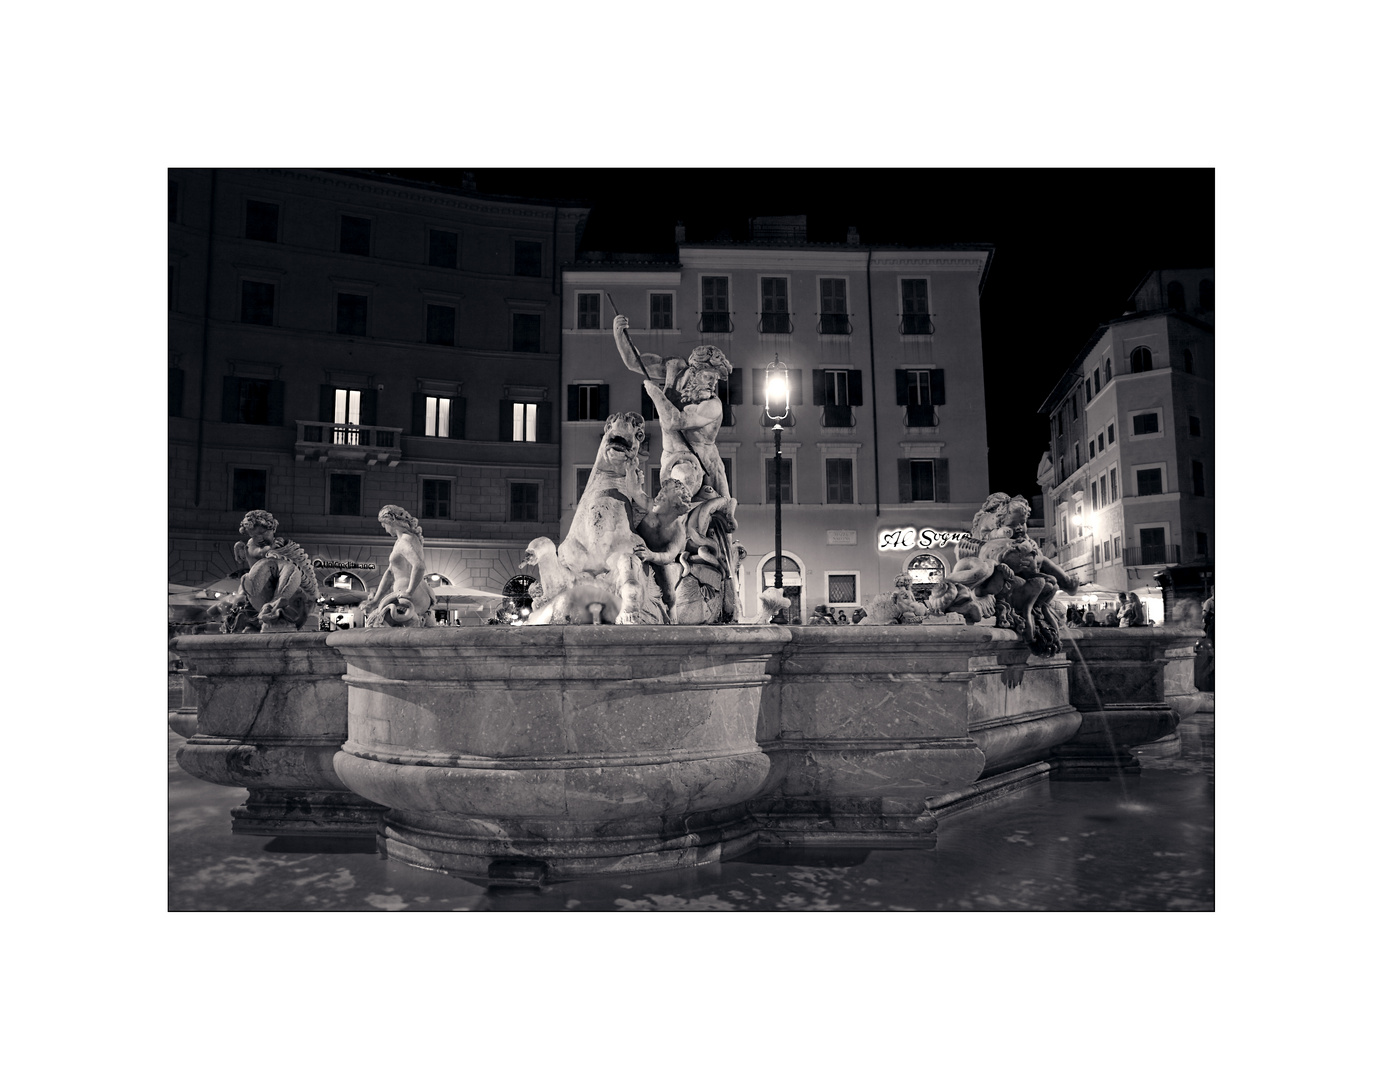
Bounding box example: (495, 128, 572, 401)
(634, 477, 694, 608)
(216, 510, 316, 632)
(361, 505, 437, 628)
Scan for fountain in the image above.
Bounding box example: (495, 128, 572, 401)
(174, 320, 1201, 879)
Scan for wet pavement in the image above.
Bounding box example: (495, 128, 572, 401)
(168, 710, 1213, 912)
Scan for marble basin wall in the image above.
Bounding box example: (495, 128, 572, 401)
(173, 633, 384, 837)
(752, 625, 1084, 845)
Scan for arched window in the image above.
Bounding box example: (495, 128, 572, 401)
(906, 553, 946, 602)
(1182, 348, 1195, 373)
(1199, 279, 1214, 310)
(423, 572, 452, 587)
(1130, 346, 1153, 373)
(501, 574, 537, 622)
(1167, 281, 1185, 311)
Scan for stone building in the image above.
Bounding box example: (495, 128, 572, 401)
(559, 217, 995, 622)
(1036, 269, 1215, 622)
(168, 168, 589, 609)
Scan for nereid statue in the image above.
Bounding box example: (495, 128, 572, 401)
(211, 510, 317, 633)
(522, 316, 743, 625)
(361, 505, 436, 628)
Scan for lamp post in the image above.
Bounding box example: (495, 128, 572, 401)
(764, 355, 791, 597)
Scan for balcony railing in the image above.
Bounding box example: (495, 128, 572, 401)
(817, 313, 852, 335)
(295, 420, 403, 466)
(758, 312, 793, 334)
(698, 312, 733, 334)
(821, 404, 854, 428)
(899, 313, 935, 335)
(1124, 544, 1182, 567)
(906, 403, 937, 428)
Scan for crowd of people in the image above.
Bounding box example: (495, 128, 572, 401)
(1064, 592, 1154, 628)
(806, 605, 868, 626)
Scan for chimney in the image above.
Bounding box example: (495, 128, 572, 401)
(847, 226, 860, 246)
(674, 220, 686, 245)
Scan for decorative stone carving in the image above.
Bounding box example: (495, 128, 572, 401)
(209, 511, 317, 633)
(523, 319, 743, 625)
(927, 493, 1081, 656)
(360, 505, 436, 628)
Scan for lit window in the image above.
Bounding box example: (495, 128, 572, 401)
(424, 396, 451, 438)
(513, 403, 538, 442)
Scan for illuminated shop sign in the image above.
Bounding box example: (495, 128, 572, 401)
(878, 527, 971, 552)
(313, 559, 378, 570)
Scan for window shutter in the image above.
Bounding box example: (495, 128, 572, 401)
(790, 369, 803, 405)
(930, 369, 945, 405)
(752, 367, 765, 405)
(848, 369, 864, 406)
(597, 384, 610, 421)
(566, 385, 579, 421)
(359, 389, 378, 427)
(898, 459, 913, 503)
(267, 380, 285, 426)
(811, 369, 826, 406)
(498, 401, 512, 441)
(727, 368, 743, 405)
(168, 368, 185, 417)
(411, 393, 427, 436)
(895, 370, 909, 406)
(935, 459, 950, 502)
(537, 401, 554, 443)
(319, 385, 336, 423)
(450, 397, 466, 439)
(222, 376, 241, 423)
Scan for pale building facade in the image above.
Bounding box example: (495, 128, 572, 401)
(1037, 269, 1215, 621)
(168, 168, 588, 606)
(559, 221, 995, 622)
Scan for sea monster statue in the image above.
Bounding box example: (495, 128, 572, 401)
(210, 510, 317, 633)
(521, 315, 743, 624)
(926, 492, 1082, 656)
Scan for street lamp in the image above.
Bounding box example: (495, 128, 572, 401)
(764, 355, 791, 594)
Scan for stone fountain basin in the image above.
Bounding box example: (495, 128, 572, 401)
(326, 625, 791, 878)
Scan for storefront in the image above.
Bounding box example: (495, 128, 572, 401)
(877, 523, 973, 602)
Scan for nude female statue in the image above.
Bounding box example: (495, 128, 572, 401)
(361, 505, 436, 628)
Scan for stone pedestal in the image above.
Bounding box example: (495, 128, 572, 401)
(751, 626, 1083, 845)
(168, 670, 198, 738)
(328, 625, 790, 882)
(1049, 627, 1195, 778)
(174, 633, 385, 838)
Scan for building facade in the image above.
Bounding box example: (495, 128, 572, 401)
(559, 219, 995, 622)
(168, 168, 589, 608)
(1036, 269, 1215, 622)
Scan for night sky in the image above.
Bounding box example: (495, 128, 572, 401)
(382, 167, 1214, 502)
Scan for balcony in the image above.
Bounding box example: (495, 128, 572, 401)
(1124, 544, 1181, 567)
(817, 313, 852, 335)
(899, 313, 935, 335)
(295, 420, 403, 466)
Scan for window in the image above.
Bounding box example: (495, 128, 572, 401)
(426, 304, 456, 346)
(900, 459, 947, 503)
(1189, 414, 1202, 437)
(826, 458, 853, 504)
(411, 392, 463, 438)
(168, 178, 179, 223)
(1109, 467, 1118, 501)
(1057, 411, 1064, 437)
(1105, 357, 1112, 383)
(231, 468, 267, 512)
(760, 277, 790, 333)
(514, 240, 542, 277)
(569, 383, 608, 422)
(429, 229, 458, 268)
(1098, 432, 1105, 453)
(1130, 346, 1153, 373)
(1192, 460, 1206, 496)
(1132, 412, 1160, 436)
(1136, 468, 1163, 496)
(701, 276, 730, 332)
(721, 456, 734, 496)
(1104, 539, 1112, 562)
(512, 313, 542, 352)
(1183, 348, 1195, 373)
(336, 293, 368, 336)
(340, 215, 371, 256)
(1100, 474, 1108, 507)
(901, 279, 930, 334)
(424, 396, 451, 437)
(576, 468, 591, 497)
(1094, 368, 1101, 393)
(1167, 281, 1186, 311)
(1139, 527, 1167, 563)
(1095, 543, 1101, 565)
(422, 479, 451, 519)
(1199, 279, 1214, 310)
(1107, 422, 1116, 445)
(334, 388, 361, 427)
(1113, 536, 1121, 559)
(221, 376, 283, 425)
(819, 278, 849, 334)
(897, 369, 945, 426)
(510, 482, 540, 521)
(576, 292, 601, 330)
(827, 574, 857, 605)
(245, 200, 279, 243)
(1085, 379, 1092, 403)
(1196, 531, 1208, 556)
(329, 473, 362, 516)
(513, 403, 538, 442)
(766, 458, 793, 504)
(1089, 440, 1096, 460)
(240, 281, 275, 325)
(817, 368, 860, 426)
(650, 293, 673, 329)
(1091, 483, 1098, 509)
(169, 368, 185, 417)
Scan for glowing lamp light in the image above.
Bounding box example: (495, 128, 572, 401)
(764, 356, 790, 424)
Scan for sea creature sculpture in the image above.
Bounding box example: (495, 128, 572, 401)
(211, 510, 317, 632)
